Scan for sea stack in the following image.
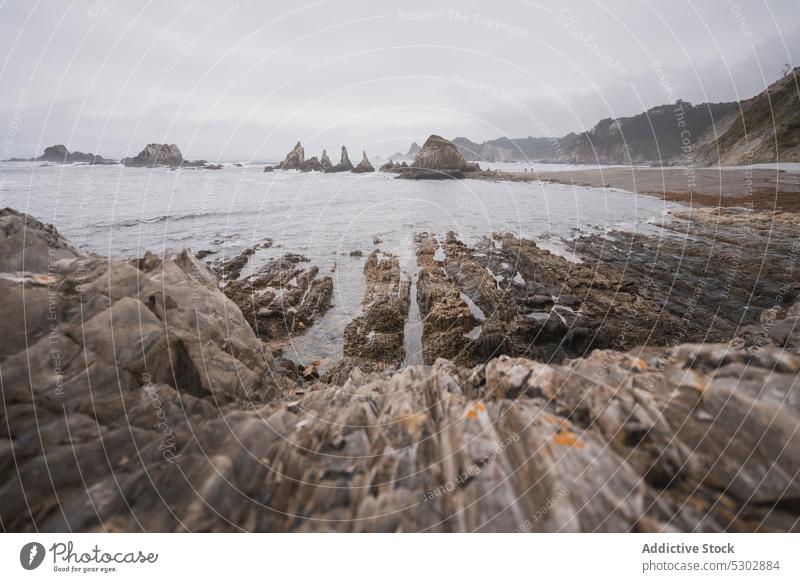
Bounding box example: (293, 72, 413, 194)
(37, 144, 69, 162)
(29, 144, 114, 165)
(276, 141, 304, 170)
(320, 149, 333, 172)
(330, 146, 354, 172)
(300, 156, 323, 172)
(122, 144, 183, 167)
(396, 134, 479, 179)
(351, 150, 375, 173)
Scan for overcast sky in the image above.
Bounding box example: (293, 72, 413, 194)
(1, 0, 798, 160)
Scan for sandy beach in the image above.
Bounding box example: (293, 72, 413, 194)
(471, 166, 800, 210)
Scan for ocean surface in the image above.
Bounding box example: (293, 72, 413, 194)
(0, 161, 678, 366)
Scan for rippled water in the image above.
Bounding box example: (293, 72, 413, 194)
(0, 161, 678, 364)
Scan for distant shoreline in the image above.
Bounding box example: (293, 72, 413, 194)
(467, 165, 800, 211)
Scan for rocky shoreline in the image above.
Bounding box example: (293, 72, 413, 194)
(1, 203, 799, 532)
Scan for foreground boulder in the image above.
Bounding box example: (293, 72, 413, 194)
(122, 143, 183, 167)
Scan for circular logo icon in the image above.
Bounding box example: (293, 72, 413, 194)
(20, 542, 46, 570)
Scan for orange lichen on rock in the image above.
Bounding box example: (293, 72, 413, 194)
(465, 401, 486, 419)
(553, 422, 586, 449)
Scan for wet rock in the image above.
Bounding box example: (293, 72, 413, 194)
(351, 150, 375, 173)
(395, 168, 465, 180)
(3, 207, 799, 533)
(343, 250, 410, 366)
(223, 253, 333, 342)
(214, 240, 273, 280)
(573, 208, 800, 346)
(414, 233, 480, 365)
(263, 165, 274, 172)
(122, 144, 183, 167)
(349, 250, 363, 257)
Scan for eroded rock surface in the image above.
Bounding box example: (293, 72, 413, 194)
(342, 250, 410, 366)
(276, 141, 304, 170)
(393, 134, 480, 179)
(320, 149, 333, 172)
(122, 143, 183, 167)
(2, 208, 799, 533)
(330, 146, 353, 172)
(222, 251, 333, 342)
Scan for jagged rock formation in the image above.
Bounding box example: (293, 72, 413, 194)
(276, 141, 304, 170)
(394, 135, 479, 179)
(329, 146, 353, 172)
(414, 134, 471, 171)
(351, 150, 375, 173)
(122, 143, 183, 167)
(342, 250, 410, 367)
(299, 156, 323, 172)
(2, 208, 799, 532)
(320, 149, 333, 172)
(220, 247, 333, 342)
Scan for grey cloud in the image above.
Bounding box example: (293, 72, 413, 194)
(0, 0, 797, 160)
